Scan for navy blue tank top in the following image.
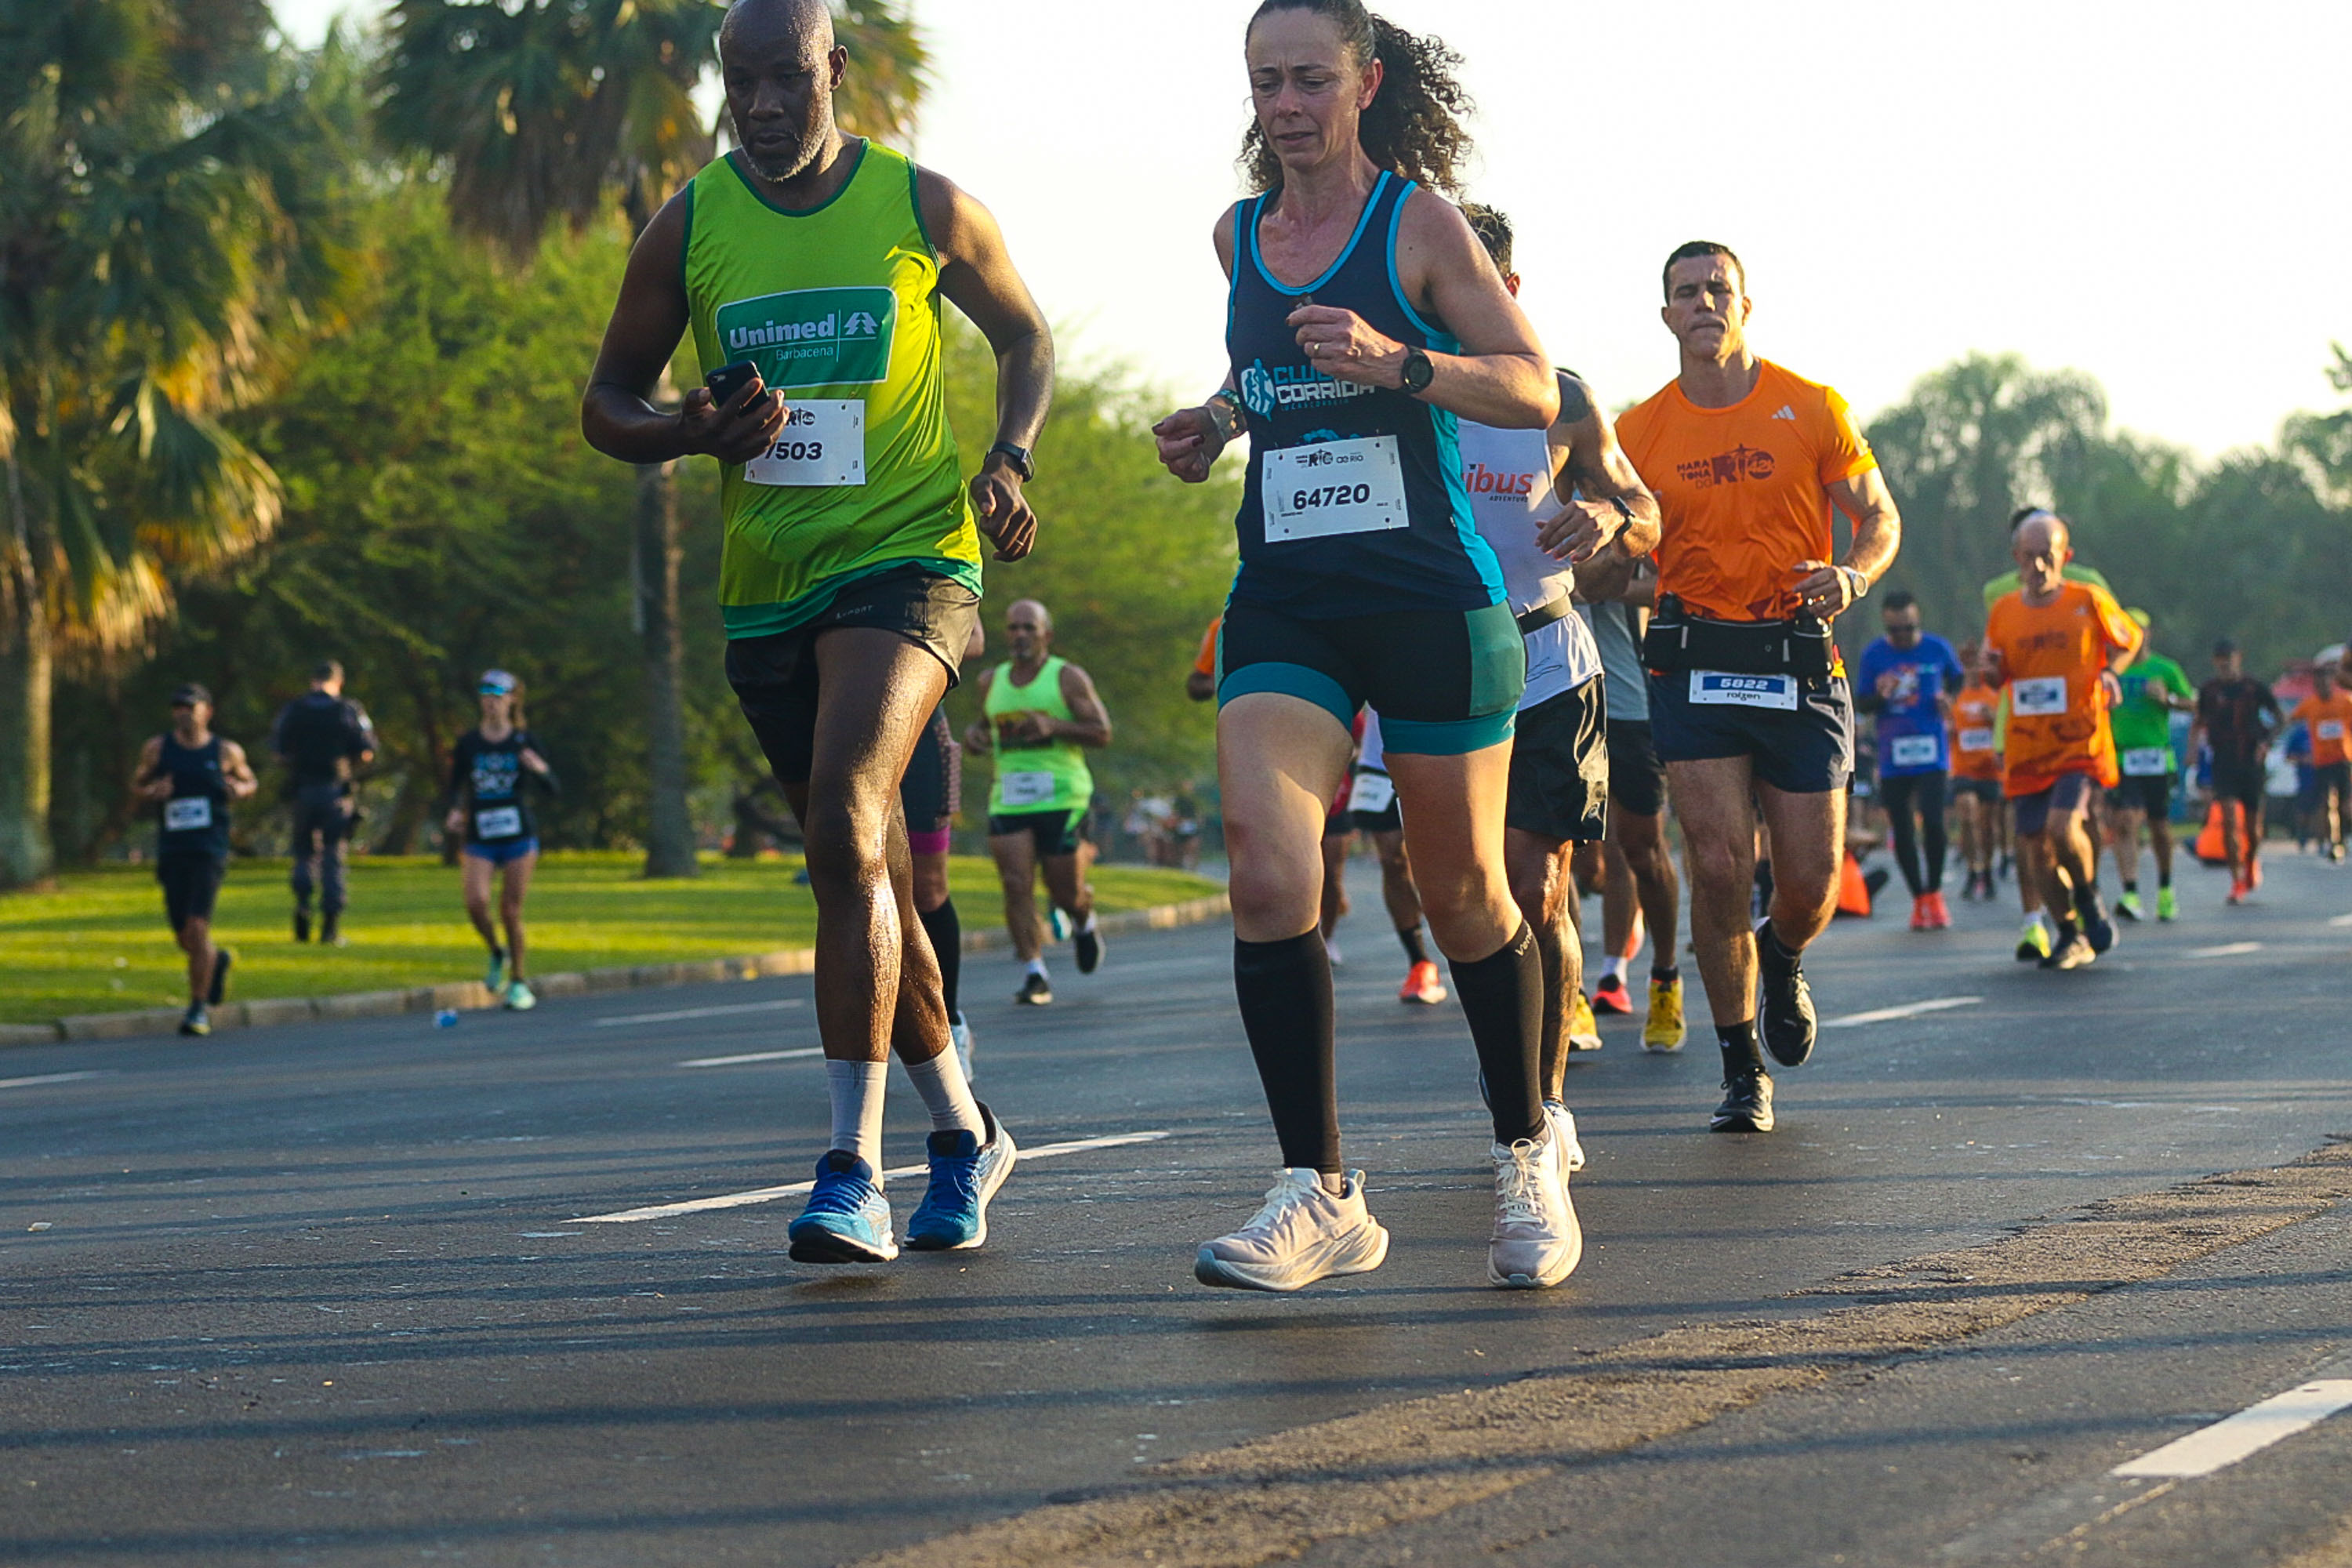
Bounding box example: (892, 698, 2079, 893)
(1226, 172, 1501, 619)
(156, 734, 230, 858)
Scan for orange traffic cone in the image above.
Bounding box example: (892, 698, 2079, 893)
(1835, 849, 1873, 917)
(2194, 800, 2232, 867)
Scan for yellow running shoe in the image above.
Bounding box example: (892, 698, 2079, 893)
(1642, 975, 1686, 1053)
(1567, 991, 1602, 1052)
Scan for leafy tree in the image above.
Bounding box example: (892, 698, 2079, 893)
(373, 0, 931, 878)
(0, 0, 359, 886)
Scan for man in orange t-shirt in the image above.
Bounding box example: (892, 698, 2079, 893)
(1614, 241, 1902, 1134)
(1983, 512, 2140, 971)
(1947, 648, 2006, 902)
(2286, 662, 2352, 858)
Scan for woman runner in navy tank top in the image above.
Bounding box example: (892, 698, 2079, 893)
(1151, 0, 1584, 1294)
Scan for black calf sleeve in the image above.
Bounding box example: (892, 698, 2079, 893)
(917, 898, 963, 1021)
(1396, 924, 1431, 967)
(1234, 933, 1340, 1172)
(1449, 924, 1545, 1146)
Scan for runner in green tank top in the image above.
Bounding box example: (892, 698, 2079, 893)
(964, 599, 1113, 1005)
(583, 0, 1053, 1268)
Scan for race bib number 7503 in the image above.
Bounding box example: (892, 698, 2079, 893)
(745, 400, 866, 488)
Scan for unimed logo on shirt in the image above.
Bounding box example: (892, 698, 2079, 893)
(715, 287, 893, 387)
(1674, 443, 1777, 488)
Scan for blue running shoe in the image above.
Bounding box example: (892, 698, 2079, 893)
(786, 1152, 898, 1263)
(906, 1104, 1018, 1251)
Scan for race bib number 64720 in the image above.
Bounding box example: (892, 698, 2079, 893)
(1261, 435, 1409, 542)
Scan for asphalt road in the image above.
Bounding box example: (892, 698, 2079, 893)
(3, 847, 2350, 1566)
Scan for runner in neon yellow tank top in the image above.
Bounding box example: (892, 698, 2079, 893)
(964, 599, 1113, 1006)
(583, 0, 1054, 1269)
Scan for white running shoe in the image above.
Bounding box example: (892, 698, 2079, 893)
(950, 1016, 975, 1082)
(1194, 1168, 1389, 1292)
(1489, 1132, 1581, 1289)
(1323, 935, 1345, 968)
(1543, 1100, 1587, 1173)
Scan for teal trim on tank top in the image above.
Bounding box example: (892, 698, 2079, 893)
(1384, 180, 1446, 342)
(1247, 172, 1392, 296)
(724, 140, 869, 218)
(719, 554, 978, 641)
(1218, 661, 1355, 733)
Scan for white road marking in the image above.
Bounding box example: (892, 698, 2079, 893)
(677, 1047, 823, 1069)
(1822, 996, 1982, 1029)
(2187, 942, 2263, 958)
(570, 1130, 1174, 1224)
(0, 1071, 106, 1091)
(2111, 1380, 2352, 1478)
(594, 998, 805, 1028)
(2329, 913, 2352, 928)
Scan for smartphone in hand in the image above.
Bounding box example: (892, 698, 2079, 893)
(706, 360, 760, 407)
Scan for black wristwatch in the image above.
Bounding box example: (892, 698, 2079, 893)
(985, 441, 1033, 481)
(1399, 347, 1435, 395)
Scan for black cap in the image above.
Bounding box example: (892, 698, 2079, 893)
(169, 682, 212, 707)
(2212, 637, 2239, 657)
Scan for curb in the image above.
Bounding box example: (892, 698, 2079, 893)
(3, 892, 1232, 1050)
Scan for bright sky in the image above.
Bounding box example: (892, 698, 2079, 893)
(282, 0, 2349, 457)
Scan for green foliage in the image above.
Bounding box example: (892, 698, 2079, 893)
(1862, 353, 2352, 676)
(939, 324, 1240, 810)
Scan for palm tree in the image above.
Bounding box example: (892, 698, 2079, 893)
(0, 0, 360, 887)
(376, 0, 930, 879)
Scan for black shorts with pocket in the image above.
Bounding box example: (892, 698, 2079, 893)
(726, 566, 981, 788)
(2106, 772, 2172, 818)
(1506, 678, 1609, 844)
(159, 853, 226, 931)
(986, 807, 1088, 858)
(1604, 717, 1666, 818)
(899, 702, 960, 837)
(2013, 771, 2097, 837)
(1648, 669, 1855, 794)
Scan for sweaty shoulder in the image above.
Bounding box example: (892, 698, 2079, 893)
(1761, 361, 1875, 482)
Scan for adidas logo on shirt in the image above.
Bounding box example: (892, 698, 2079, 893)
(1771, 405, 1797, 421)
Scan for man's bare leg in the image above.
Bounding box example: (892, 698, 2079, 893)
(1506, 826, 1578, 1102)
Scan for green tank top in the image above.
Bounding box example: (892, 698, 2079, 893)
(985, 655, 1093, 815)
(684, 141, 981, 638)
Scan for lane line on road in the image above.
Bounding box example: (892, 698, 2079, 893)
(594, 998, 806, 1028)
(1822, 996, 1981, 1029)
(570, 1130, 1174, 1224)
(2329, 913, 2352, 928)
(2111, 1379, 2352, 1478)
(677, 1047, 823, 1068)
(0, 1071, 107, 1091)
(2187, 942, 2263, 958)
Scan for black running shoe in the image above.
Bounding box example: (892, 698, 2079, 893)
(320, 915, 347, 948)
(1014, 971, 1053, 1006)
(206, 949, 234, 1006)
(2082, 902, 2117, 955)
(1711, 1070, 1774, 1132)
(1755, 921, 1816, 1068)
(178, 1004, 210, 1038)
(292, 908, 310, 943)
(1073, 922, 1103, 975)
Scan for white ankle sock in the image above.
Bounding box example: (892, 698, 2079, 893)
(1600, 956, 1627, 984)
(1024, 956, 1049, 979)
(1079, 911, 1096, 933)
(825, 1059, 887, 1169)
(902, 1047, 985, 1137)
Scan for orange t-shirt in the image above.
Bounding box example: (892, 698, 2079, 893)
(1983, 582, 2142, 795)
(1192, 615, 1222, 679)
(2290, 691, 2352, 767)
(1616, 359, 1878, 622)
(1950, 684, 2003, 780)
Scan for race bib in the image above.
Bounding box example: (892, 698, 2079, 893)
(1261, 436, 1408, 542)
(1889, 734, 1942, 768)
(998, 771, 1057, 808)
(474, 806, 524, 839)
(1958, 727, 1996, 753)
(1690, 670, 1798, 711)
(163, 797, 212, 832)
(744, 400, 865, 487)
(2121, 746, 2170, 777)
(1349, 769, 1396, 814)
(2011, 676, 2068, 717)
(2320, 720, 2346, 742)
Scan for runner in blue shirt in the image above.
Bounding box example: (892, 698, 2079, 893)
(1854, 591, 1965, 930)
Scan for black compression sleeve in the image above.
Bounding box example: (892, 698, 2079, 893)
(1234, 933, 1339, 1172)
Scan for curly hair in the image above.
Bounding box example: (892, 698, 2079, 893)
(1239, 1, 1475, 197)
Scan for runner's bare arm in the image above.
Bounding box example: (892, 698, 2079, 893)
(1152, 210, 1244, 485)
(219, 740, 259, 801)
(920, 169, 1052, 561)
(960, 667, 997, 755)
(1540, 372, 1661, 571)
(131, 736, 168, 801)
(1795, 467, 1903, 616)
(1292, 191, 1554, 430)
(1054, 664, 1113, 750)
(580, 191, 787, 466)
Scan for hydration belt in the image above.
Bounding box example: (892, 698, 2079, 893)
(1641, 593, 1835, 678)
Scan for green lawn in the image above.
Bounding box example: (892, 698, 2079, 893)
(0, 853, 1221, 1025)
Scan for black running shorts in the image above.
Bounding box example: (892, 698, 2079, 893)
(2013, 771, 2097, 837)
(1953, 775, 2005, 807)
(899, 702, 960, 837)
(158, 853, 225, 931)
(1603, 717, 1666, 818)
(2106, 773, 2172, 818)
(726, 567, 980, 788)
(1647, 670, 1855, 794)
(2209, 757, 2267, 812)
(986, 807, 1087, 858)
(1218, 598, 1523, 756)
(1505, 678, 1608, 844)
